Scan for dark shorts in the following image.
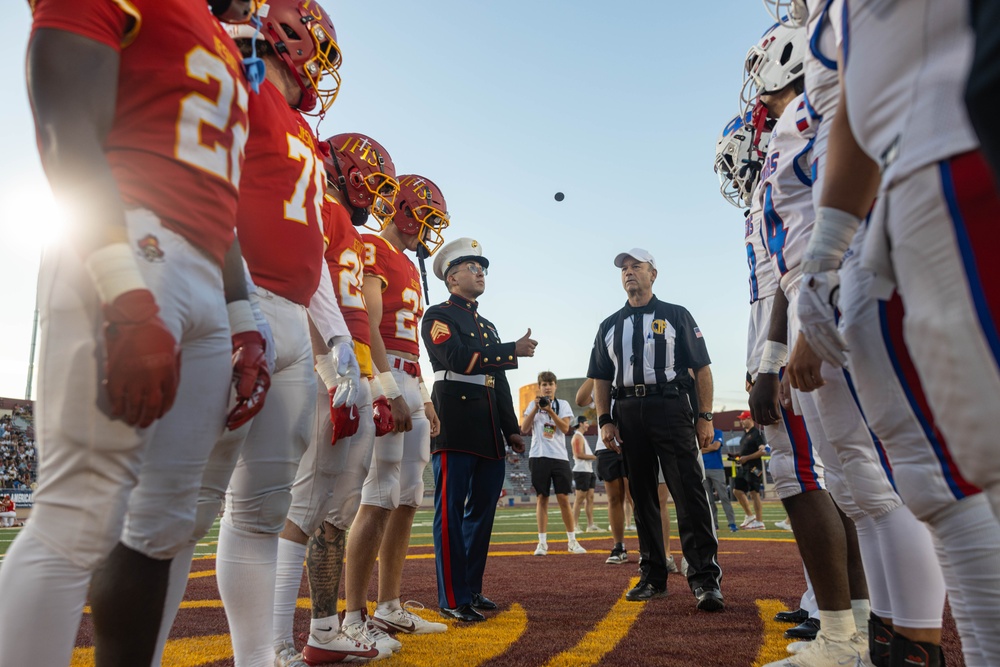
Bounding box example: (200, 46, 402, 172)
(573, 471, 596, 491)
(529, 457, 573, 496)
(595, 449, 625, 482)
(734, 471, 762, 494)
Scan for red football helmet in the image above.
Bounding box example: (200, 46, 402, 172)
(393, 175, 450, 255)
(324, 133, 399, 230)
(255, 0, 342, 113)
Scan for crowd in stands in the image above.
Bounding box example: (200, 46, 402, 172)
(0, 404, 36, 490)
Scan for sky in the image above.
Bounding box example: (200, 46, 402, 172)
(0, 1, 774, 412)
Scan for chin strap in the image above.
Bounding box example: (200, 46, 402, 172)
(416, 246, 431, 305)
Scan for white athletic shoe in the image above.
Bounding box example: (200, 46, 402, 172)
(275, 640, 308, 667)
(740, 515, 756, 528)
(585, 524, 602, 533)
(625, 523, 637, 531)
(534, 542, 548, 556)
(364, 618, 402, 653)
(786, 641, 812, 655)
(372, 602, 447, 635)
(301, 630, 386, 665)
(665, 554, 680, 574)
(567, 540, 587, 554)
(341, 619, 400, 656)
(762, 635, 864, 666)
(775, 519, 793, 531)
(852, 632, 875, 667)
(679, 556, 689, 577)
(746, 520, 766, 530)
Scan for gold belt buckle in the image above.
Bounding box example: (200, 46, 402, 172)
(485, 375, 495, 388)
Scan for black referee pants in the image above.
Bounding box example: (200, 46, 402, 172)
(616, 393, 722, 593)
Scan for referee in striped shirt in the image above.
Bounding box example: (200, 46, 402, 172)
(588, 248, 724, 611)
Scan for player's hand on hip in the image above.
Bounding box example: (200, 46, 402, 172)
(600, 423, 622, 454)
(226, 330, 271, 430)
(102, 289, 181, 429)
(390, 395, 413, 433)
(514, 328, 538, 357)
(372, 396, 395, 437)
(798, 271, 849, 367)
(748, 373, 781, 425)
(787, 332, 825, 392)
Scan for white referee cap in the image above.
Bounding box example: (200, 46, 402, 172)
(433, 237, 490, 281)
(613, 248, 656, 268)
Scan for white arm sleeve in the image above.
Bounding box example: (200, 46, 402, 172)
(308, 260, 350, 342)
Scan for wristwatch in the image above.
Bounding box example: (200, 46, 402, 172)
(698, 412, 714, 422)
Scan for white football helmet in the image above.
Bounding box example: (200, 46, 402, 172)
(740, 22, 806, 115)
(714, 113, 771, 208)
(761, 0, 809, 27)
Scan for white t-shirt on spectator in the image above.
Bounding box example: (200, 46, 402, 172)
(524, 399, 574, 461)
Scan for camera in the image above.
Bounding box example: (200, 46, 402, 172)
(537, 396, 551, 409)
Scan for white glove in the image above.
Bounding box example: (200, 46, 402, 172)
(797, 271, 849, 368)
(315, 338, 361, 408)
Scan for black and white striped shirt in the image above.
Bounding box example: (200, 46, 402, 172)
(587, 296, 711, 389)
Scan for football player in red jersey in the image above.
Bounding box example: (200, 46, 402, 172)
(144, 3, 364, 666)
(342, 162, 453, 646)
(272, 135, 405, 664)
(0, 1, 262, 666)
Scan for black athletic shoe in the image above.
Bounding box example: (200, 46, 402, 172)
(784, 617, 820, 640)
(625, 582, 667, 601)
(774, 608, 810, 624)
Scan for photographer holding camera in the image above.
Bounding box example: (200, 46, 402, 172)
(521, 371, 585, 556)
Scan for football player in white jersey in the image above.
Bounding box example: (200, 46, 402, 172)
(715, 114, 822, 639)
(784, 0, 1000, 663)
(741, 19, 947, 667)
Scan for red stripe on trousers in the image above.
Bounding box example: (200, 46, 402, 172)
(786, 411, 821, 492)
(439, 452, 456, 608)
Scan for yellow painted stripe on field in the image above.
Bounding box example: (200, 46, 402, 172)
(752, 599, 793, 667)
(542, 577, 642, 667)
(379, 603, 527, 666)
(72, 633, 232, 666)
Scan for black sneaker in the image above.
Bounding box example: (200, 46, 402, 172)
(606, 547, 628, 564)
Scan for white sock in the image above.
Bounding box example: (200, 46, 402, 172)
(216, 520, 278, 667)
(343, 609, 364, 627)
(566, 531, 576, 542)
(873, 506, 945, 628)
(273, 538, 307, 648)
(538, 533, 547, 544)
(310, 614, 340, 644)
(376, 598, 400, 614)
(819, 608, 856, 643)
(0, 528, 91, 667)
(151, 543, 196, 667)
(852, 599, 871, 636)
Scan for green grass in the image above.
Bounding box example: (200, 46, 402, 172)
(0, 500, 794, 564)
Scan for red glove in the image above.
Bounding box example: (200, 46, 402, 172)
(102, 289, 180, 428)
(331, 403, 360, 443)
(372, 395, 394, 437)
(226, 330, 271, 430)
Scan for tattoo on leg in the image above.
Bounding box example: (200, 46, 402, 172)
(306, 523, 346, 619)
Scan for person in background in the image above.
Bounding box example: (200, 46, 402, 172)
(571, 416, 599, 533)
(701, 428, 738, 532)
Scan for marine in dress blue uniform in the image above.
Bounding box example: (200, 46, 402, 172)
(421, 238, 531, 622)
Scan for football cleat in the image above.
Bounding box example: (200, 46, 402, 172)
(300, 630, 385, 665)
(762, 635, 865, 667)
(372, 601, 447, 635)
(275, 640, 308, 667)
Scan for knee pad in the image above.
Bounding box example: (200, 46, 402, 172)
(228, 489, 293, 535)
(361, 431, 403, 510)
(824, 465, 865, 521)
(838, 455, 901, 519)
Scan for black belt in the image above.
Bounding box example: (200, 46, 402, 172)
(613, 382, 680, 399)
